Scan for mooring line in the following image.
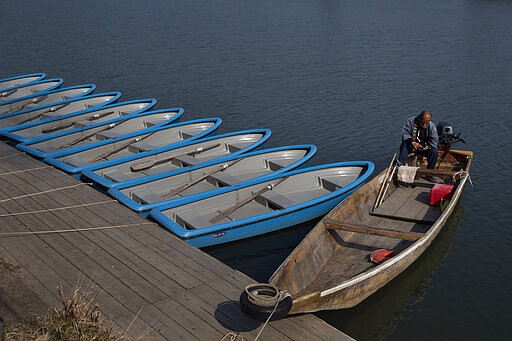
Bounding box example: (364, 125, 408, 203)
(0, 183, 92, 203)
(0, 222, 154, 237)
(0, 199, 117, 217)
(0, 165, 52, 176)
(0, 152, 25, 160)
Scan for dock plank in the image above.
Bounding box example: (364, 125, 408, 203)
(0, 142, 352, 340)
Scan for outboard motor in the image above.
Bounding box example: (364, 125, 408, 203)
(437, 121, 465, 150)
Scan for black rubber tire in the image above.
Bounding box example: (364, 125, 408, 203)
(239, 290, 292, 321)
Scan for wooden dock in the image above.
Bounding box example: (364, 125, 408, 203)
(0, 141, 351, 340)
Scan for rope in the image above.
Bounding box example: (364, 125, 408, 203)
(0, 199, 117, 217)
(245, 284, 280, 307)
(220, 332, 247, 341)
(452, 170, 473, 187)
(253, 291, 284, 341)
(0, 165, 52, 176)
(0, 153, 25, 160)
(0, 222, 154, 237)
(0, 183, 91, 203)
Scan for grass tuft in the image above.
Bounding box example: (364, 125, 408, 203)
(5, 286, 123, 340)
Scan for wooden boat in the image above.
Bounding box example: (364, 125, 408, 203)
(0, 92, 121, 131)
(16, 107, 182, 158)
(0, 84, 96, 115)
(2, 98, 158, 144)
(149, 161, 374, 248)
(0, 78, 63, 104)
(81, 129, 272, 189)
(43, 118, 222, 174)
(108, 145, 317, 213)
(0, 73, 46, 92)
(261, 149, 472, 316)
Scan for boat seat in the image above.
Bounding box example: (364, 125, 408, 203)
(96, 130, 122, 140)
(128, 142, 157, 153)
(259, 192, 296, 210)
(180, 129, 203, 139)
(144, 118, 167, 127)
(267, 159, 289, 171)
(73, 120, 98, 128)
(210, 172, 242, 186)
(227, 142, 247, 152)
(131, 190, 163, 204)
(321, 178, 342, 192)
(171, 155, 200, 167)
(175, 212, 213, 229)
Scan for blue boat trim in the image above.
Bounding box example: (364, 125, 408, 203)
(0, 83, 97, 118)
(43, 118, 223, 174)
(0, 78, 64, 105)
(16, 106, 184, 159)
(0, 73, 46, 92)
(107, 144, 317, 212)
(0, 91, 122, 135)
(81, 128, 272, 189)
(148, 161, 375, 247)
(5, 98, 157, 144)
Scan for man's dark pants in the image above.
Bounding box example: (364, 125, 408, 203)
(398, 141, 438, 169)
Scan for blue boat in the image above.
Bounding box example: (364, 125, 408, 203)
(0, 73, 46, 92)
(108, 145, 316, 214)
(149, 161, 374, 247)
(81, 129, 272, 189)
(44, 118, 222, 174)
(3, 98, 158, 144)
(16, 107, 183, 158)
(0, 92, 121, 132)
(0, 78, 63, 104)
(0, 83, 96, 115)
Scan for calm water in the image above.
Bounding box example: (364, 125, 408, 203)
(2, 0, 512, 339)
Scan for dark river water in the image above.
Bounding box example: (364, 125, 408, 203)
(2, 0, 512, 339)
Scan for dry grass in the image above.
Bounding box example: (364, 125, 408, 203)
(5, 286, 124, 341)
(0, 254, 20, 272)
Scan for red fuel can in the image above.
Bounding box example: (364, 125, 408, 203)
(429, 184, 455, 206)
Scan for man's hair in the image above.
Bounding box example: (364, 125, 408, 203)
(420, 110, 432, 119)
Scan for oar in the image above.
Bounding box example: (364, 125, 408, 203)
(162, 158, 243, 199)
(378, 164, 398, 207)
(42, 110, 115, 133)
(11, 94, 48, 112)
(1, 88, 17, 97)
(59, 122, 118, 149)
(130, 143, 221, 172)
(373, 153, 396, 211)
(89, 130, 160, 163)
(209, 177, 288, 224)
(16, 102, 71, 125)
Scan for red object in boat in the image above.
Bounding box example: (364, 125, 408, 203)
(370, 249, 396, 264)
(429, 184, 455, 206)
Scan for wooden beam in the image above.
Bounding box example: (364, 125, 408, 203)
(416, 168, 458, 177)
(323, 218, 424, 241)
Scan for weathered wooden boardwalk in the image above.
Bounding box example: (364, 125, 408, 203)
(0, 141, 351, 340)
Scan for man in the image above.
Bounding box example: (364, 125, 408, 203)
(398, 110, 438, 169)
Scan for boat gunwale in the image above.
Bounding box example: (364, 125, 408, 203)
(0, 83, 97, 117)
(319, 170, 470, 298)
(149, 161, 375, 240)
(0, 78, 64, 105)
(269, 149, 472, 311)
(0, 72, 46, 92)
(43, 118, 223, 174)
(6, 98, 159, 144)
(107, 144, 318, 212)
(80, 129, 273, 188)
(16, 106, 184, 158)
(0, 92, 122, 133)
